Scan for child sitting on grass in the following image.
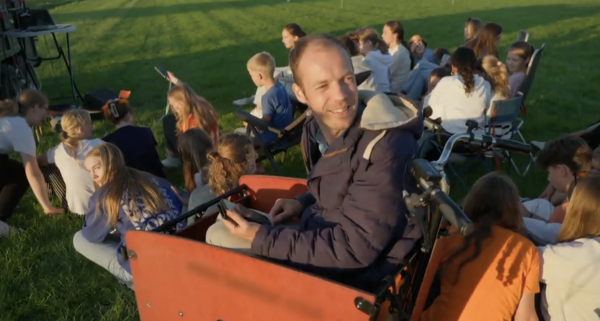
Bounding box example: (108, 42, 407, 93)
(74, 143, 186, 290)
(101, 97, 165, 179)
(38, 109, 103, 215)
(237, 52, 293, 145)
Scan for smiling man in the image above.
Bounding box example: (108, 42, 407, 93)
(206, 34, 423, 291)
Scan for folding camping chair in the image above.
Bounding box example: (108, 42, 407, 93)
(235, 110, 308, 174)
(235, 70, 373, 174)
(518, 43, 545, 116)
(484, 94, 535, 176)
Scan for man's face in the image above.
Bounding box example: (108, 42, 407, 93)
(293, 44, 358, 136)
(547, 164, 574, 193)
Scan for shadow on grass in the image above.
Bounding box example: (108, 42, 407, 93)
(52, 0, 323, 21)
(27, 0, 87, 10)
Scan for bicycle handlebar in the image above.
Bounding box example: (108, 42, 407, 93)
(433, 133, 532, 167)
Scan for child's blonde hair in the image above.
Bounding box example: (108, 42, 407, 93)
(480, 55, 510, 99)
(167, 83, 217, 134)
(207, 133, 254, 196)
(86, 143, 169, 228)
(247, 52, 276, 77)
(60, 109, 92, 167)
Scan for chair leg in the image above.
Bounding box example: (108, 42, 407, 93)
(280, 150, 287, 163)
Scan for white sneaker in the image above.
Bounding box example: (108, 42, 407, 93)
(531, 141, 546, 150)
(162, 155, 181, 168)
(0, 221, 9, 237)
(233, 96, 255, 106)
(0, 221, 22, 237)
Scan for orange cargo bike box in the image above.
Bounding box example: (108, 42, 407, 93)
(123, 175, 444, 321)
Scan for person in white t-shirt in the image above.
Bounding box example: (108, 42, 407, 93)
(538, 175, 600, 321)
(0, 90, 63, 236)
(38, 109, 103, 215)
(382, 21, 413, 93)
(357, 28, 392, 93)
(428, 47, 492, 134)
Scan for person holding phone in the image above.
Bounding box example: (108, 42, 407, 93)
(160, 71, 219, 168)
(0, 90, 64, 236)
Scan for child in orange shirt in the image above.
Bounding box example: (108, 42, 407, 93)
(162, 72, 219, 167)
(421, 172, 539, 321)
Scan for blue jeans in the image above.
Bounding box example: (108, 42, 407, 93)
(73, 231, 134, 289)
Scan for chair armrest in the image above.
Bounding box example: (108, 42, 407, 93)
(234, 109, 283, 136)
(424, 117, 442, 131)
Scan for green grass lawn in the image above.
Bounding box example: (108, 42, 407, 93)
(1, 0, 599, 319)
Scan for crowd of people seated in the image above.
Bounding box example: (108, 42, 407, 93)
(0, 15, 598, 321)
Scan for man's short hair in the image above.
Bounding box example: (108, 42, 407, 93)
(535, 135, 592, 173)
(289, 34, 349, 87)
(247, 52, 276, 76)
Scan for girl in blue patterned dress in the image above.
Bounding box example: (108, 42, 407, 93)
(73, 143, 186, 289)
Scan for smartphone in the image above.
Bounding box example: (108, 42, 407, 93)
(516, 30, 529, 42)
(218, 200, 238, 226)
(154, 66, 169, 79)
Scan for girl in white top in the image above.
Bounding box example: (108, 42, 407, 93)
(357, 28, 392, 93)
(538, 175, 600, 321)
(39, 109, 103, 215)
(382, 21, 413, 93)
(428, 47, 492, 134)
(0, 90, 63, 235)
(479, 55, 512, 136)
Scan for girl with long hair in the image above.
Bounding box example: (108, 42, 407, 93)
(102, 96, 165, 178)
(161, 77, 220, 168)
(479, 55, 511, 101)
(538, 175, 600, 321)
(357, 27, 392, 93)
(463, 17, 482, 42)
(38, 109, 103, 215)
(382, 20, 413, 92)
(421, 173, 539, 321)
(73, 143, 185, 289)
(201, 134, 260, 247)
(178, 128, 214, 199)
(427, 47, 492, 134)
(0, 90, 62, 236)
(464, 22, 503, 58)
(506, 41, 534, 97)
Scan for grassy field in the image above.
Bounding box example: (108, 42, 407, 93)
(1, 0, 599, 319)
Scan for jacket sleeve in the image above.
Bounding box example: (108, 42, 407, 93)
(251, 130, 413, 269)
(295, 192, 316, 209)
(81, 192, 111, 243)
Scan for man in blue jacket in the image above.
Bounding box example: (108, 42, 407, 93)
(208, 34, 423, 291)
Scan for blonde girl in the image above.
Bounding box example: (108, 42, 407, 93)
(0, 89, 62, 236)
(73, 143, 185, 289)
(39, 109, 103, 215)
(161, 77, 220, 168)
(538, 175, 600, 321)
(463, 17, 482, 42)
(480, 55, 511, 101)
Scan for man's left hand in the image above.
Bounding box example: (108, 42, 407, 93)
(223, 209, 260, 242)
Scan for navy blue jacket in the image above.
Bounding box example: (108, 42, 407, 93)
(251, 92, 424, 291)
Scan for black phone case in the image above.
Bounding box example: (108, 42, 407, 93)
(217, 200, 238, 226)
